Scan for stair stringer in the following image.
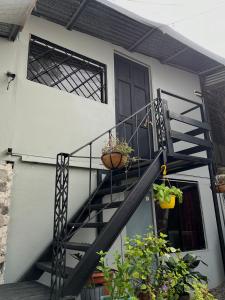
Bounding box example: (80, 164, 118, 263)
(63, 150, 164, 297)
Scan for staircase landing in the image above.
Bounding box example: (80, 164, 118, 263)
(0, 281, 50, 300)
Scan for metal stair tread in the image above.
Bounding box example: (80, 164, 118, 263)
(63, 242, 91, 251)
(0, 281, 50, 299)
(68, 222, 107, 228)
(167, 159, 208, 174)
(36, 261, 73, 277)
(101, 163, 151, 186)
(96, 184, 130, 196)
(89, 201, 123, 210)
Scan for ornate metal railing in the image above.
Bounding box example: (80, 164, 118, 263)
(155, 88, 213, 161)
(50, 99, 155, 299)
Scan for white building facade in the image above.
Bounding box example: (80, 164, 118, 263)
(0, 1, 224, 292)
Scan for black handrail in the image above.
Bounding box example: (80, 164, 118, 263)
(160, 89, 202, 106)
(70, 100, 153, 156)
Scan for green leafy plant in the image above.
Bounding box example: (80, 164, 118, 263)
(97, 230, 213, 300)
(97, 230, 177, 300)
(124, 231, 177, 299)
(153, 183, 183, 204)
(102, 137, 134, 156)
(156, 253, 207, 298)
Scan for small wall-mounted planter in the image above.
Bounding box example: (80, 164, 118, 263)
(101, 152, 128, 170)
(215, 184, 225, 193)
(159, 195, 176, 209)
(215, 174, 225, 193)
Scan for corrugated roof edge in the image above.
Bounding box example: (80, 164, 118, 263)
(0, 0, 37, 41)
(97, 0, 225, 67)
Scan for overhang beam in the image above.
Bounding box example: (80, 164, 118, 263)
(198, 64, 223, 75)
(162, 47, 188, 64)
(127, 28, 156, 52)
(165, 62, 197, 75)
(8, 25, 21, 41)
(66, 0, 90, 30)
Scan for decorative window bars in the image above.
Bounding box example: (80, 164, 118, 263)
(27, 35, 107, 103)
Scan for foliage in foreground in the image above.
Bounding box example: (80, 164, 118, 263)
(97, 230, 216, 300)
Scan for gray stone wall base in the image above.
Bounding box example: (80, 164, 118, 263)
(0, 163, 13, 284)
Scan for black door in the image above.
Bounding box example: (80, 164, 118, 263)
(114, 54, 153, 159)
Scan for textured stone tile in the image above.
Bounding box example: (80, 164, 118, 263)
(0, 170, 8, 182)
(0, 215, 9, 227)
(0, 163, 13, 283)
(1, 206, 8, 215)
(0, 180, 7, 193)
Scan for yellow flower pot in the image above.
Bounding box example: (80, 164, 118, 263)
(159, 195, 176, 209)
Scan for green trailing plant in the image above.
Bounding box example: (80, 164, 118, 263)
(153, 183, 183, 204)
(192, 281, 216, 300)
(102, 137, 134, 156)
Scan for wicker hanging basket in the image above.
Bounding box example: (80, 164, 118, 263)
(101, 152, 128, 170)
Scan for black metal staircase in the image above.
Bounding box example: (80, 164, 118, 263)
(1, 89, 224, 300)
(45, 88, 219, 300)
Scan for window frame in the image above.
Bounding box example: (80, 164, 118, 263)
(153, 179, 207, 252)
(27, 35, 108, 104)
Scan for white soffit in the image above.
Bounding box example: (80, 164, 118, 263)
(0, 0, 36, 26)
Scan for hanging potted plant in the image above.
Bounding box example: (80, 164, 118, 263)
(101, 137, 134, 170)
(153, 183, 183, 209)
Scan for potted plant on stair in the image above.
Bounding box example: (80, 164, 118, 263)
(153, 183, 183, 209)
(101, 137, 134, 170)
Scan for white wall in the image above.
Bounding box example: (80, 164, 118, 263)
(0, 15, 223, 287)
